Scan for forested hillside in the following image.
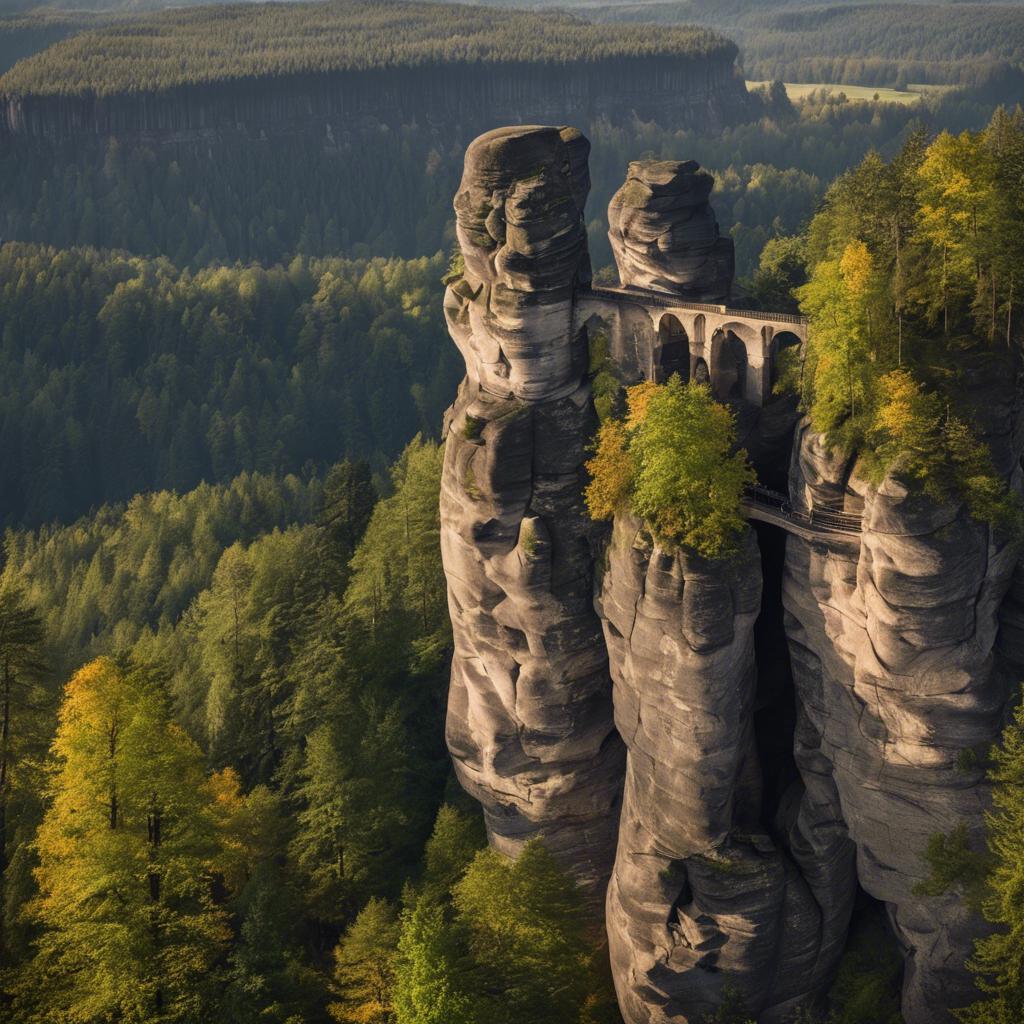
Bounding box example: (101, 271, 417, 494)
(543, 0, 1024, 88)
(15, 0, 1022, 90)
(0, 447, 628, 1023)
(0, 245, 458, 527)
(0, 1, 732, 97)
(0, 449, 447, 1021)
(0, 12, 113, 75)
(728, 2, 1024, 86)
(0, 0, 746, 139)
(0, 82, 1002, 282)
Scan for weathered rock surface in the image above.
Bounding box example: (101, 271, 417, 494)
(608, 159, 734, 301)
(597, 513, 855, 1022)
(446, 124, 592, 401)
(783, 350, 1024, 1022)
(441, 125, 624, 897)
(442, 125, 1022, 1024)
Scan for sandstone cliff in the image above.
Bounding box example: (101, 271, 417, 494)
(440, 126, 624, 897)
(441, 124, 1021, 1024)
(783, 349, 1024, 1020)
(598, 514, 856, 1022)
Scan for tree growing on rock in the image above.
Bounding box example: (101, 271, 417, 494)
(586, 376, 753, 559)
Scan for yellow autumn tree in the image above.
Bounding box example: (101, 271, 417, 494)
(797, 239, 887, 450)
(584, 420, 633, 521)
(586, 377, 753, 558)
(25, 657, 230, 1023)
(917, 130, 990, 334)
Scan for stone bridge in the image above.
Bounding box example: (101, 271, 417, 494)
(573, 285, 863, 544)
(576, 284, 808, 407)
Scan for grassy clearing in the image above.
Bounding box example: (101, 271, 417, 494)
(746, 80, 952, 104)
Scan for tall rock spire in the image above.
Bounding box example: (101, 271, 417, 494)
(446, 124, 592, 401)
(439, 126, 1013, 1024)
(608, 158, 733, 301)
(440, 126, 624, 898)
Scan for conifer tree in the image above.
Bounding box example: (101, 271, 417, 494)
(319, 459, 377, 596)
(957, 689, 1024, 1024)
(0, 575, 46, 960)
(393, 894, 476, 1024)
(290, 704, 410, 920)
(26, 657, 230, 1023)
(329, 897, 401, 1024)
(453, 841, 592, 1024)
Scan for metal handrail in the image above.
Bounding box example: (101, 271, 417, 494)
(742, 484, 862, 536)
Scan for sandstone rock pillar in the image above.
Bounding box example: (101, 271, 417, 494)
(608, 159, 734, 301)
(597, 513, 855, 1022)
(440, 126, 625, 897)
(784, 362, 1024, 1022)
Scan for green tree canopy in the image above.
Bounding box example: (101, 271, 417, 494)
(25, 657, 230, 1022)
(586, 377, 754, 559)
(957, 688, 1024, 1023)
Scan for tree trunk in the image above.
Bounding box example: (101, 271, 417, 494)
(1008, 273, 1015, 349)
(943, 244, 948, 335)
(108, 721, 119, 828)
(991, 269, 997, 342)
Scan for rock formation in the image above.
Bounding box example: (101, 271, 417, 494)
(608, 159, 734, 301)
(441, 125, 1020, 1023)
(440, 125, 624, 897)
(783, 349, 1024, 1020)
(598, 514, 855, 1022)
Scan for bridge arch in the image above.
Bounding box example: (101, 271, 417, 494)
(655, 313, 690, 383)
(771, 329, 803, 390)
(576, 283, 809, 406)
(715, 320, 768, 403)
(692, 313, 706, 349)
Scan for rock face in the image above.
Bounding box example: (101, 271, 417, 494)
(608, 159, 734, 301)
(598, 514, 856, 1022)
(784, 364, 1024, 1021)
(441, 125, 1021, 1024)
(440, 125, 624, 897)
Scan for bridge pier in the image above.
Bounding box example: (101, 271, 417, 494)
(575, 285, 807, 407)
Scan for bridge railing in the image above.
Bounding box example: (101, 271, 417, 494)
(742, 484, 862, 535)
(584, 285, 809, 327)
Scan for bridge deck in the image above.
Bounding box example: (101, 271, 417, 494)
(742, 485, 862, 547)
(585, 285, 809, 328)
